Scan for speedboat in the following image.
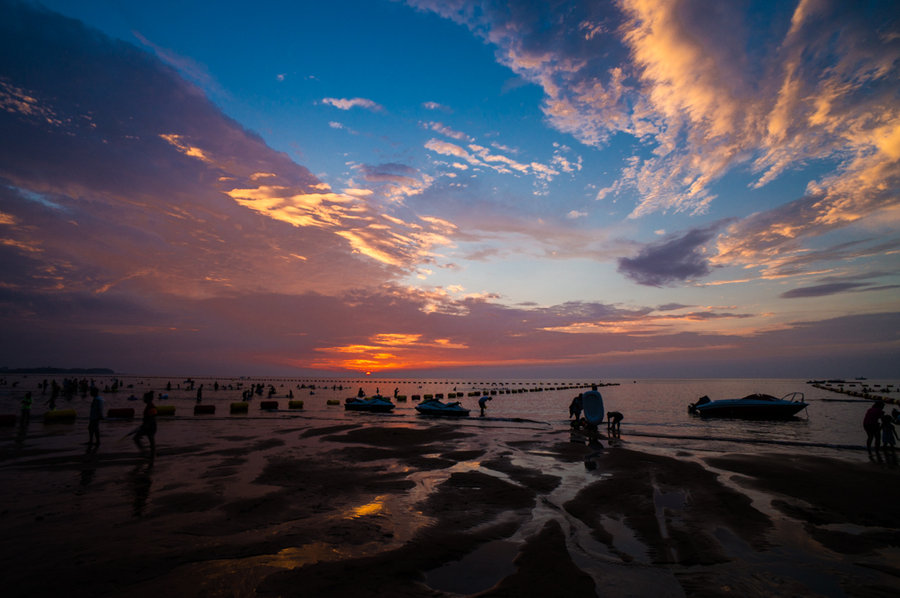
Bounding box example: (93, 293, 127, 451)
(688, 392, 807, 419)
(344, 396, 395, 412)
(415, 399, 470, 417)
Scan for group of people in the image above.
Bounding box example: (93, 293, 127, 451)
(568, 391, 623, 436)
(567, 386, 624, 450)
(80, 388, 157, 459)
(28, 384, 900, 463)
(863, 400, 899, 453)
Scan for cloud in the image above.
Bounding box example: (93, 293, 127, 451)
(779, 271, 900, 298)
(422, 101, 450, 111)
(3, 1, 898, 377)
(322, 97, 384, 111)
(425, 138, 476, 162)
(780, 282, 874, 299)
(617, 223, 722, 286)
(131, 31, 227, 99)
(354, 162, 435, 202)
(410, 0, 900, 231)
(0, 2, 458, 305)
(714, 200, 900, 278)
(423, 121, 470, 141)
(424, 136, 565, 192)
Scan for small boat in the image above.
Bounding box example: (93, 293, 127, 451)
(415, 399, 470, 417)
(344, 396, 395, 412)
(688, 392, 808, 419)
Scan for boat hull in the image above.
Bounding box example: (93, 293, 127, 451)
(691, 394, 807, 420)
(694, 403, 807, 419)
(345, 398, 395, 412)
(415, 408, 469, 417)
(415, 400, 469, 417)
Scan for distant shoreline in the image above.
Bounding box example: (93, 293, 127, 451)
(0, 367, 115, 375)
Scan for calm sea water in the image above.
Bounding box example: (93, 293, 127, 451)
(2, 375, 897, 457)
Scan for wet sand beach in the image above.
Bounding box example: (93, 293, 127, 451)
(1, 414, 899, 597)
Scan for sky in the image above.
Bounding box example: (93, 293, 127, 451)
(1, 0, 899, 378)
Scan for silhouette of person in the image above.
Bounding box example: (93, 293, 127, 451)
(607, 411, 623, 436)
(88, 387, 104, 446)
(478, 395, 491, 416)
(134, 395, 158, 460)
(863, 400, 884, 452)
(882, 414, 898, 450)
(569, 395, 583, 420)
(20, 391, 32, 425)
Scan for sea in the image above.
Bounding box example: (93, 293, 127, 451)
(2, 375, 897, 459)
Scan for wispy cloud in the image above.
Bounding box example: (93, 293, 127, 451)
(422, 101, 450, 111)
(423, 121, 470, 141)
(780, 271, 900, 298)
(424, 135, 569, 193)
(132, 31, 227, 99)
(322, 97, 384, 111)
(410, 0, 900, 232)
(353, 162, 435, 202)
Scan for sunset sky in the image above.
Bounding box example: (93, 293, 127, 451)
(1, 0, 898, 378)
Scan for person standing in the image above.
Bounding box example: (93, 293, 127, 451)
(87, 387, 104, 446)
(863, 400, 884, 453)
(882, 414, 898, 450)
(20, 391, 32, 425)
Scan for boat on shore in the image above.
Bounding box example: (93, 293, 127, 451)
(415, 399, 470, 417)
(345, 396, 395, 412)
(688, 392, 808, 419)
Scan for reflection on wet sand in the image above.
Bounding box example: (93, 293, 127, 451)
(1, 415, 899, 598)
(130, 461, 154, 517)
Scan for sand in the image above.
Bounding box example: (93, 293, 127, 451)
(1, 414, 899, 597)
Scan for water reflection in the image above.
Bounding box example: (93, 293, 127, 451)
(130, 461, 154, 517)
(79, 448, 98, 487)
(347, 495, 385, 518)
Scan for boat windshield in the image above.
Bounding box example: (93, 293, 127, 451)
(739, 394, 778, 401)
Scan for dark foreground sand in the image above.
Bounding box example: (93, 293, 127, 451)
(1, 416, 899, 597)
